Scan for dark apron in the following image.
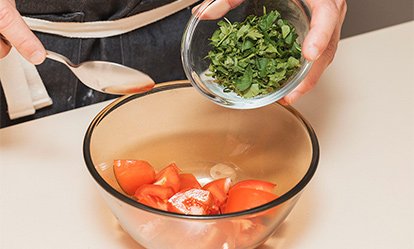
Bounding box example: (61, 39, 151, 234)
(0, 0, 195, 128)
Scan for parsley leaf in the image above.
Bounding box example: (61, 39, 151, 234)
(207, 9, 302, 98)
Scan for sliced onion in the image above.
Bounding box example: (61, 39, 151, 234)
(210, 163, 238, 181)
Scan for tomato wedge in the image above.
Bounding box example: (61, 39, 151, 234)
(113, 159, 156, 195)
(224, 188, 278, 213)
(138, 195, 168, 211)
(179, 173, 201, 191)
(134, 184, 174, 211)
(167, 188, 214, 215)
(154, 163, 181, 192)
(229, 179, 276, 194)
(203, 177, 232, 213)
(134, 184, 175, 201)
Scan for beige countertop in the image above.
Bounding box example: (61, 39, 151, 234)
(1, 21, 413, 249)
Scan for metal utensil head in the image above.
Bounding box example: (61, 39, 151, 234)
(46, 50, 155, 95)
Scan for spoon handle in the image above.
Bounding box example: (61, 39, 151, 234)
(46, 50, 76, 67)
(1, 36, 73, 69)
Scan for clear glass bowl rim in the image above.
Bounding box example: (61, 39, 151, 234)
(83, 81, 319, 220)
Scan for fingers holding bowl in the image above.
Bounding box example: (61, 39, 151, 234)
(282, 0, 347, 105)
(192, 0, 245, 20)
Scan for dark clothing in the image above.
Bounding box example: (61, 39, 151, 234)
(0, 0, 195, 128)
(16, 0, 182, 22)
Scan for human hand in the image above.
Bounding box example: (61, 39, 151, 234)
(193, 0, 347, 105)
(282, 0, 347, 105)
(0, 0, 45, 64)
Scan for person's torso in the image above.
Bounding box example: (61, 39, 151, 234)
(16, 0, 177, 21)
(1, 0, 194, 128)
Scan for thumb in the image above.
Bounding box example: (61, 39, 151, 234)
(0, 0, 45, 64)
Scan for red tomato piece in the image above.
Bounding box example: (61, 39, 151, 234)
(134, 184, 175, 201)
(224, 188, 278, 213)
(113, 159, 156, 195)
(229, 179, 276, 194)
(179, 173, 202, 191)
(154, 163, 181, 193)
(138, 195, 168, 211)
(167, 188, 214, 215)
(203, 177, 232, 213)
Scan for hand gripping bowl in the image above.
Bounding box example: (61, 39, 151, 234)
(83, 81, 318, 249)
(181, 0, 312, 109)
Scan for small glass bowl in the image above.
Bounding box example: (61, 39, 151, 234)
(181, 0, 312, 109)
(83, 81, 319, 249)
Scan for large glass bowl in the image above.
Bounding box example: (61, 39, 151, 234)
(181, 0, 312, 109)
(83, 81, 318, 249)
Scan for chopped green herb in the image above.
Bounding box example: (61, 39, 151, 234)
(207, 9, 302, 98)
